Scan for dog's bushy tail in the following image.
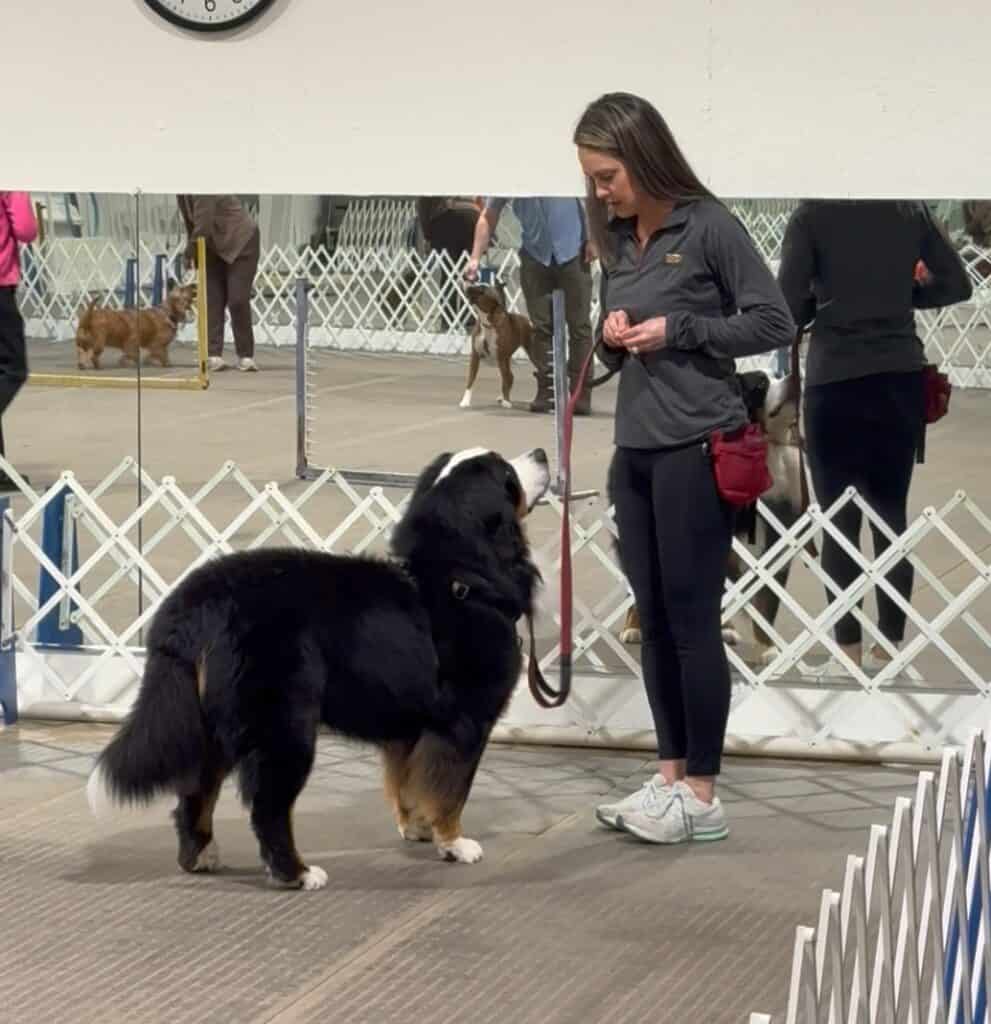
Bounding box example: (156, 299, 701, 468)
(87, 648, 206, 816)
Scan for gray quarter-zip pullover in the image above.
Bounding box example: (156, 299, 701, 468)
(596, 198, 795, 448)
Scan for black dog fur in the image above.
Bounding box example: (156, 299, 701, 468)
(87, 449, 545, 887)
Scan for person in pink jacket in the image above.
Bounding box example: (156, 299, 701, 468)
(0, 191, 37, 489)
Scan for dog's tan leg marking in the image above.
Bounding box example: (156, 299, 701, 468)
(404, 734, 483, 863)
(382, 742, 431, 841)
(191, 772, 224, 872)
(619, 605, 641, 644)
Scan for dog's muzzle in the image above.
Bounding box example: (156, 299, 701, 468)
(511, 448, 550, 510)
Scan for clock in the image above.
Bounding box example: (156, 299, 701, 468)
(143, 0, 276, 33)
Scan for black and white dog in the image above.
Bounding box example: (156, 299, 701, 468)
(88, 446, 551, 889)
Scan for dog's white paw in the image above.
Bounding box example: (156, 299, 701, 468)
(722, 627, 742, 647)
(459, 390, 472, 409)
(497, 397, 512, 409)
(300, 865, 328, 891)
(619, 627, 642, 645)
(193, 840, 221, 873)
(438, 837, 483, 864)
(399, 820, 433, 842)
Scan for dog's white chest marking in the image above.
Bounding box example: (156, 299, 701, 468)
(472, 313, 499, 362)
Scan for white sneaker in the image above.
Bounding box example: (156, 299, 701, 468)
(617, 780, 729, 844)
(207, 356, 228, 372)
(238, 357, 259, 372)
(595, 774, 671, 830)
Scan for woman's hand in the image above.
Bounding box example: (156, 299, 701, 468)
(618, 316, 667, 355)
(602, 310, 630, 348)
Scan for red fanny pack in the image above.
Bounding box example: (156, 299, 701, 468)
(923, 363, 951, 424)
(708, 423, 774, 507)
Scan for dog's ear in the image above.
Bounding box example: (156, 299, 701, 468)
(494, 279, 508, 307)
(166, 276, 178, 291)
(410, 452, 454, 503)
(485, 501, 540, 617)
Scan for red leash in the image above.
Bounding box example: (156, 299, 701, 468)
(527, 344, 597, 709)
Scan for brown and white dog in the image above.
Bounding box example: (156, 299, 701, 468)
(615, 370, 810, 665)
(459, 281, 535, 409)
(75, 281, 197, 370)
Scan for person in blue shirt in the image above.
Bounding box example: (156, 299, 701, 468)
(466, 196, 595, 414)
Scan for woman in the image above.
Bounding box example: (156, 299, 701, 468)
(0, 191, 38, 489)
(777, 201, 971, 670)
(177, 194, 260, 372)
(575, 93, 794, 844)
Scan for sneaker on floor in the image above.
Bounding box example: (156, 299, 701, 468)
(617, 780, 729, 844)
(238, 357, 259, 372)
(595, 774, 671, 830)
(207, 356, 228, 372)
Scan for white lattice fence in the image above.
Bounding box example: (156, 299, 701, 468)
(749, 725, 991, 1023)
(336, 198, 416, 250)
(2, 456, 989, 759)
(18, 235, 179, 342)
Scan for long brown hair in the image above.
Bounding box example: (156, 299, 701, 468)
(574, 92, 715, 264)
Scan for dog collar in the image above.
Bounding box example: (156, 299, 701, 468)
(449, 575, 522, 620)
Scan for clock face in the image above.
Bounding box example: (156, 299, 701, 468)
(143, 0, 275, 32)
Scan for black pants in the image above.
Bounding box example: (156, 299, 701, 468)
(518, 251, 593, 396)
(0, 287, 28, 458)
(205, 229, 260, 359)
(804, 370, 925, 646)
(609, 443, 735, 776)
(424, 207, 475, 331)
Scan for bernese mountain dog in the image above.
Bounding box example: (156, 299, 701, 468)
(87, 446, 551, 890)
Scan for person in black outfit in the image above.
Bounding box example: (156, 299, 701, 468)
(415, 197, 480, 332)
(777, 200, 972, 669)
(575, 93, 794, 845)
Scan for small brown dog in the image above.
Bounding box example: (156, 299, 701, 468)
(76, 282, 197, 370)
(460, 281, 534, 409)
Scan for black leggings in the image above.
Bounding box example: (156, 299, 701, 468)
(804, 370, 925, 647)
(609, 443, 735, 776)
(0, 287, 28, 458)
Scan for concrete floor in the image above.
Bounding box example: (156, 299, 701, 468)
(0, 720, 921, 1023)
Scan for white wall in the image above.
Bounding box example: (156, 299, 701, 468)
(6, 0, 988, 198)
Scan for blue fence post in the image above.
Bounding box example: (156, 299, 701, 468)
(152, 253, 167, 306)
(0, 497, 17, 725)
(36, 484, 83, 649)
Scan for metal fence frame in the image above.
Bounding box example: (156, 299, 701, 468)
(750, 722, 991, 1023)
